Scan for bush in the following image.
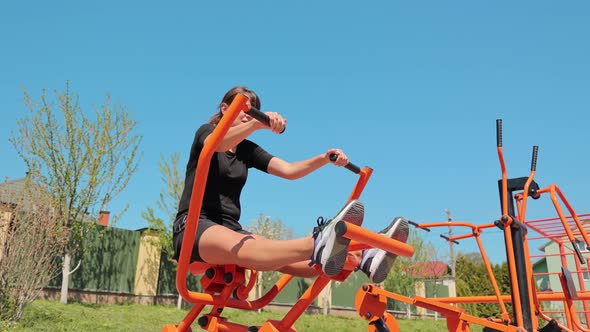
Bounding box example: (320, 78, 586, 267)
(0, 175, 68, 324)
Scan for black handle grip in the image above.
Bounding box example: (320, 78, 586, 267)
(496, 119, 502, 147)
(246, 107, 285, 134)
(440, 234, 460, 245)
(408, 220, 431, 232)
(531, 146, 538, 171)
(329, 153, 361, 174)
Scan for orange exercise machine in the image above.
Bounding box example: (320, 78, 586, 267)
(161, 93, 414, 332)
(161, 94, 589, 331)
(352, 119, 590, 331)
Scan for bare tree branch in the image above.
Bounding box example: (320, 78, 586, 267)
(9, 82, 143, 305)
(0, 174, 68, 325)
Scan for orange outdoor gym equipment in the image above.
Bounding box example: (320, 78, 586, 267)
(162, 96, 589, 332)
(161, 93, 413, 332)
(389, 119, 590, 331)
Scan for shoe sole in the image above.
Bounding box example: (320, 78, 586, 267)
(323, 200, 364, 276)
(371, 217, 409, 283)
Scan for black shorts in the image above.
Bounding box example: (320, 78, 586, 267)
(172, 214, 251, 263)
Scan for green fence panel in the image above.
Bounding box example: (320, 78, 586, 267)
(157, 252, 201, 295)
(425, 280, 449, 297)
(331, 272, 371, 308)
(72, 225, 141, 293)
(157, 253, 177, 295)
(269, 277, 314, 305)
(48, 226, 141, 293)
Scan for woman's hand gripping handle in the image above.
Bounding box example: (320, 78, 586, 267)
(246, 106, 286, 134)
(329, 153, 361, 174)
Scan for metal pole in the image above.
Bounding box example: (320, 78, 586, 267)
(445, 209, 456, 279)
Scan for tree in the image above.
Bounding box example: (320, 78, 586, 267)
(141, 152, 183, 308)
(0, 174, 69, 326)
(383, 229, 438, 318)
(9, 82, 142, 304)
(245, 214, 293, 311)
(455, 253, 511, 318)
(141, 152, 183, 256)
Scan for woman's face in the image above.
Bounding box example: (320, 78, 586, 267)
(220, 96, 254, 127)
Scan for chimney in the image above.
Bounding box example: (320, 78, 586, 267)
(98, 204, 110, 226)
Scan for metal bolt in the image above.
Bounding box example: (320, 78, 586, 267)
(198, 316, 208, 327)
(223, 272, 233, 283)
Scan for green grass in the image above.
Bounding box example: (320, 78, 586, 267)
(9, 300, 477, 331)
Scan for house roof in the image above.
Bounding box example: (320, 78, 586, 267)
(407, 261, 449, 278)
(0, 176, 52, 211)
(0, 177, 27, 205)
(1, 176, 115, 226)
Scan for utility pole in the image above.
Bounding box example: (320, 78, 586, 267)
(445, 209, 456, 279)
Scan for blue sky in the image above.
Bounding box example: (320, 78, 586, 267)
(1, 1, 589, 264)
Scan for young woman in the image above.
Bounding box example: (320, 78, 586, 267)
(173, 86, 408, 281)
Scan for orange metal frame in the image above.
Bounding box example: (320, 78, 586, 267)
(162, 110, 590, 331)
(161, 94, 413, 332)
(357, 119, 589, 331)
(527, 212, 590, 327)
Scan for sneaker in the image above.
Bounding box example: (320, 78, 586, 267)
(312, 200, 364, 276)
(359, 217, 409, 283)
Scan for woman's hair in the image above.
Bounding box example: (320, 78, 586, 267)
(208, 86, 261, 125)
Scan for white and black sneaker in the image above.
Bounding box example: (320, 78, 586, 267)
(311, 200, 364, 276)
(359, 217, 409, 283)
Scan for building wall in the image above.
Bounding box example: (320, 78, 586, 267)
(0, 209, 12, 262)
(545, 241, 590, 293)
(134, 232, 162, 296)
(533, 258, 550, 291)
(541, 240, 590, 326)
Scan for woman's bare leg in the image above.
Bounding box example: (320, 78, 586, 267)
(198, 225, 314, 271)
(246, 234, 318, 277)
(277, 261, 318, 278)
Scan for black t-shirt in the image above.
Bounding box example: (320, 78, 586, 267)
(176, 123, 274, 231)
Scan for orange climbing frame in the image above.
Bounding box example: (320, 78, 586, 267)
(353, 119, 590, 331)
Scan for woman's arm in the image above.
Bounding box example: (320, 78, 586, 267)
(209, 120, 264, 152)
(267, 149, 349, 180)
(206, 110, 286, 152)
